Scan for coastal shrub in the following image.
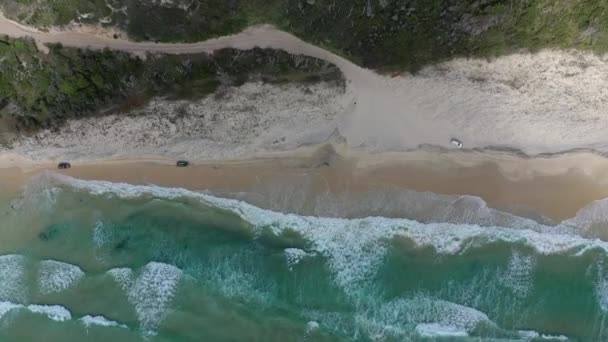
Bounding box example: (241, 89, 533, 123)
(0, 36, 342, 130)
(2, 0, 608, 71)
(280, 0, 608, 71)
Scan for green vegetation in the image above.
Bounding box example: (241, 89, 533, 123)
(0, 0, 250, 42)
(0, 0, 115, 27)
(1, 0, 607, 133)
(0, 36, 341, 130)
(280, 0, 608, 71)
(2, 1, 608, 71)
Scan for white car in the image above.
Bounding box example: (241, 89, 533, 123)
(450, 138, 463, 148)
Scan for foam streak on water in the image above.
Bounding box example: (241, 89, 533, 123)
(109, 262, 182, 336)
(0, 255, 27, 303)
(415, 323, 469, 338)
(38, 260, 85, 295)
(500, 250, 536, 298)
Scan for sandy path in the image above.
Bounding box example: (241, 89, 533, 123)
(2, 14, 608, 155)
(0, 16, 490, 153)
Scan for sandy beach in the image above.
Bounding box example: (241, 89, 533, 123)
(3, 13, 608, 226)
(3, 146, 608, 224)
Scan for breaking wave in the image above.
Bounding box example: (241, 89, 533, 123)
(37, 260, 84, 295)
(40, 173, 608, 258)
(0, 301, 129, 330)
(79, 315, 128, 329)
(11, 173, 608, 340)
(109, 262, 182, 336)
(0, 302, 71, 322)
(0, 255, 27, 303)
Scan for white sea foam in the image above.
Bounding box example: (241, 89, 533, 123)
(50, 175, 608, 297)
(107, 267, 134, 292)
(500, 250, 536, 298)
(0, 302, 22, 320)
(110, 262, 182, 336)
(562, 198, 608, 236)
(129, 262, 182, 335)
(199, 250, 275, 305)
(399, 297, 493, 331)
(354, 296, 495, 340)
(0, 302, 72, 322)
(27, 304, 72, 322)
(55, 174, 608, 253)
(414, 323, 469, 338)
(595, 271, 608, 312)
(41, 174, 608, 327)
(540, 334, 569, 341)
(79, 315, 128, 329)
(38, 260, 85, 295)
(0, 255, 27, 303)
(305, 321, 320, 334)
(92, 219, 112, 248)
(92, 219, 114, 263)
(519, 330, 569, 341)
(284, 248, 307, 271)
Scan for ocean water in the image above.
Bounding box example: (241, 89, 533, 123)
(1, 173, 608, 341)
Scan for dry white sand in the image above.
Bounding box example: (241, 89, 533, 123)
(10, 82, 347, 161)
(2, 13, 608, 155)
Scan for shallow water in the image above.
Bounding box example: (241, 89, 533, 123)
(1, 173, 608, 341)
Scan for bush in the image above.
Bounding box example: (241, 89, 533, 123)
(0, 37, 342, 130)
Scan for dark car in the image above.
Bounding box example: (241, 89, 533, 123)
(57, 162, 71, 169)
(176, 160, 190, 167)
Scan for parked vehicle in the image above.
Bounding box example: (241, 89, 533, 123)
(57, 162, 71, 169)
(450, 138, 463, 148)
(176, 160, 190, 167)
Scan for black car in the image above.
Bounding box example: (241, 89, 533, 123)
(57, 162, 71, 169)
(176, 160, 190, 167)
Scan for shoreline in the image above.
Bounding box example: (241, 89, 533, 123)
(4, 146, 608, 223)
(4, 13, 608, 224)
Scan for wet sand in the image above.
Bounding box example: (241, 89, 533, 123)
(3, 149, 608, 222)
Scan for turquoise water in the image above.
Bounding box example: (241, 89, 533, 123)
(1, 174, 608, 341)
